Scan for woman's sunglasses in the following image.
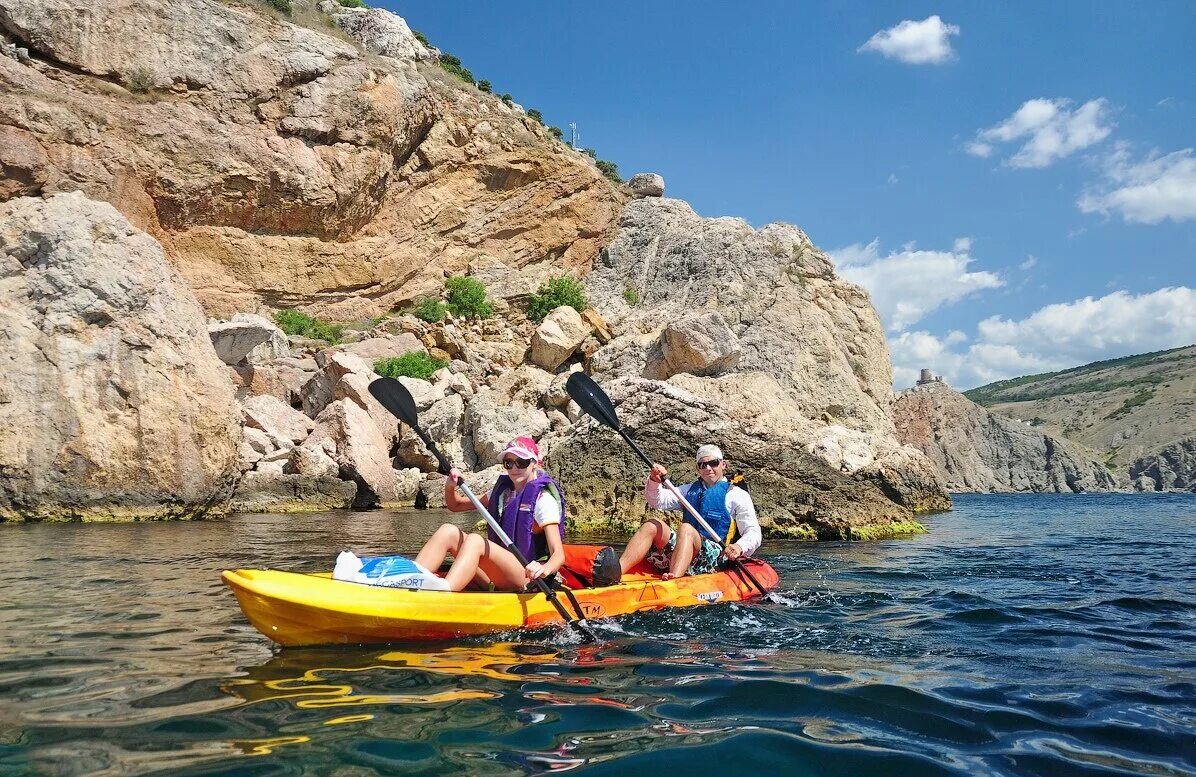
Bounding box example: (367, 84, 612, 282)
(697, 458, 722, 470)
(502, 457, 534, 470)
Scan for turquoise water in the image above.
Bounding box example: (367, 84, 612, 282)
(1, 494, 1194, 775)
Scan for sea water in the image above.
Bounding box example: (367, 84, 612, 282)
(0, 493, 1193, 775)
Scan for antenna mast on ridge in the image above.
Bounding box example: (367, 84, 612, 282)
(569, 122, 578, 149)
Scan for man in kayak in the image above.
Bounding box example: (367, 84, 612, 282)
(619, 444, 762, 580)
(413, 436, 568, 592)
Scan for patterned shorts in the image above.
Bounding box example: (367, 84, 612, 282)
(645, 529, 723, 577)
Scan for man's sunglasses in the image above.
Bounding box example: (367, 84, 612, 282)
(502, 457, 534, 470)
(697, 458, 722, 470)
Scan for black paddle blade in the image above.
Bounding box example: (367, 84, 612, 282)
(566, 372, 620, 430)
(367, 377, 418, 426)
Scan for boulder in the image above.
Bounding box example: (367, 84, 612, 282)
(544, 364, 583, 408)
(230, 364, 291, 403)
(0, 193, 240, 521)
(397, 393, 473, 472)
(334, 334, 426, 361)
(230, 472, 356, 513)
(241, 395, 315, 446)
(417, 464, 501, 509)
(285, 445, 339, 480)
(208, 319, 274, 366)
(530, 306, 590, 370)
(234, 313, 290, 363)
(466, 391, 551, 464)
(491, 365, 555, 406)
(326, 4, 439, 62)
(304, 399, 410, 507)
(627, 172, 665, 198)
(301, 350, 376, 417)
(645, 310, 741, 379)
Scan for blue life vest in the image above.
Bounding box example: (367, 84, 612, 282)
(487, 472, 566, 561)
(684, 478, 738, 544)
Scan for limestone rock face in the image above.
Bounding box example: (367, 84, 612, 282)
(530, 306, 590, 370)
(230, 471, 355, 513)
(580, 197, 949, 526)
(0, 193, 240, 520)
(627, 172, 665, 198)
(325, 3, 438, 62)
(893, 382, 1120, 493)
(1129, 438, 1196, 492)
(0, 0, 623, 320)
(646, 310, 740, 379)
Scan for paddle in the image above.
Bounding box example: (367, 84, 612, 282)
(367, 377, 597, 643)
(565, 372, 769, 597)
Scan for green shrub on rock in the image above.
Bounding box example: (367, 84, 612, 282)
(266, 0, 293, 14)
(335, 0, 364, 7)
(414, 297, 447, 323)
(477, 79, 492, 93)
(273, 310, 344, 344)
(445, 276, 492, 319)
(596, 159, 622, 184)
(528, 276, 586, 322)
(438, 53, 475, 85)
(526, 108, 544, 124)
(548, 126, 564, 140)
(623, 286, 640, 306)
(500, 93, 514, 106)
(374, 352, 448, 381)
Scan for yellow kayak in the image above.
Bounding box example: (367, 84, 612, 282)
(223, 560, 779, 646)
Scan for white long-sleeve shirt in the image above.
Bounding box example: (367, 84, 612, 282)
(645, 478, 762, 557)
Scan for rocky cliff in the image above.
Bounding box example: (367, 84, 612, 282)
(0, 0, 950, 534)
(1129, 437, 1196, 492)
(0, 193, 241, 520)
(894, 381, 1119, 493)
(964, 345, 1196, 488)
(0, 0, 623, 321)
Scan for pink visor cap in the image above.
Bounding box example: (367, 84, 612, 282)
(501, 436, 541, 462)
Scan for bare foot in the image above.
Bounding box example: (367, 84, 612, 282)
(661, 572, 676, 580)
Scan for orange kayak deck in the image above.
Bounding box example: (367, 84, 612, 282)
(223, 559, 779, 646)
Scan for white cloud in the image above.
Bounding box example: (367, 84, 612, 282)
(1019, 256, 1037, 270)
(953, 237, 973, 252)
(891, 287, 1196, 389)
(831, 239, 1003, 331)
(858, 16, 959, 65)
(1078, 146, 1196, 224)
(887, 173, 899, 185)
(967, 98, 1114, 168)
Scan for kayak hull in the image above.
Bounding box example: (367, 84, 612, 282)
(223, 559, 779, 646)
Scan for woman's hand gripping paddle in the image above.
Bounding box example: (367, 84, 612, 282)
(367, 377, 597, 643)
(565, 372, 770, 598)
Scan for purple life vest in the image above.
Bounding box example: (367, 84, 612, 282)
(487, 472, 566, 561)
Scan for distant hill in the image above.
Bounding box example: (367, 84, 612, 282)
(964, 345, 1196, 476)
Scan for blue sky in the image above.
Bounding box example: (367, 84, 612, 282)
(385, 1, 1196, 388)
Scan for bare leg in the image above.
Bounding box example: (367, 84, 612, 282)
(414, 523, 467, 572)
(442, 534, 531, 592)
(620, 518, 673, 574)
(664, 523, 701, 580)
(442, 533, 487, 591)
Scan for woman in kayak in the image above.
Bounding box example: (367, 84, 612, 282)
(618, 444, 761, 580)
(413, 436, 567, 592)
